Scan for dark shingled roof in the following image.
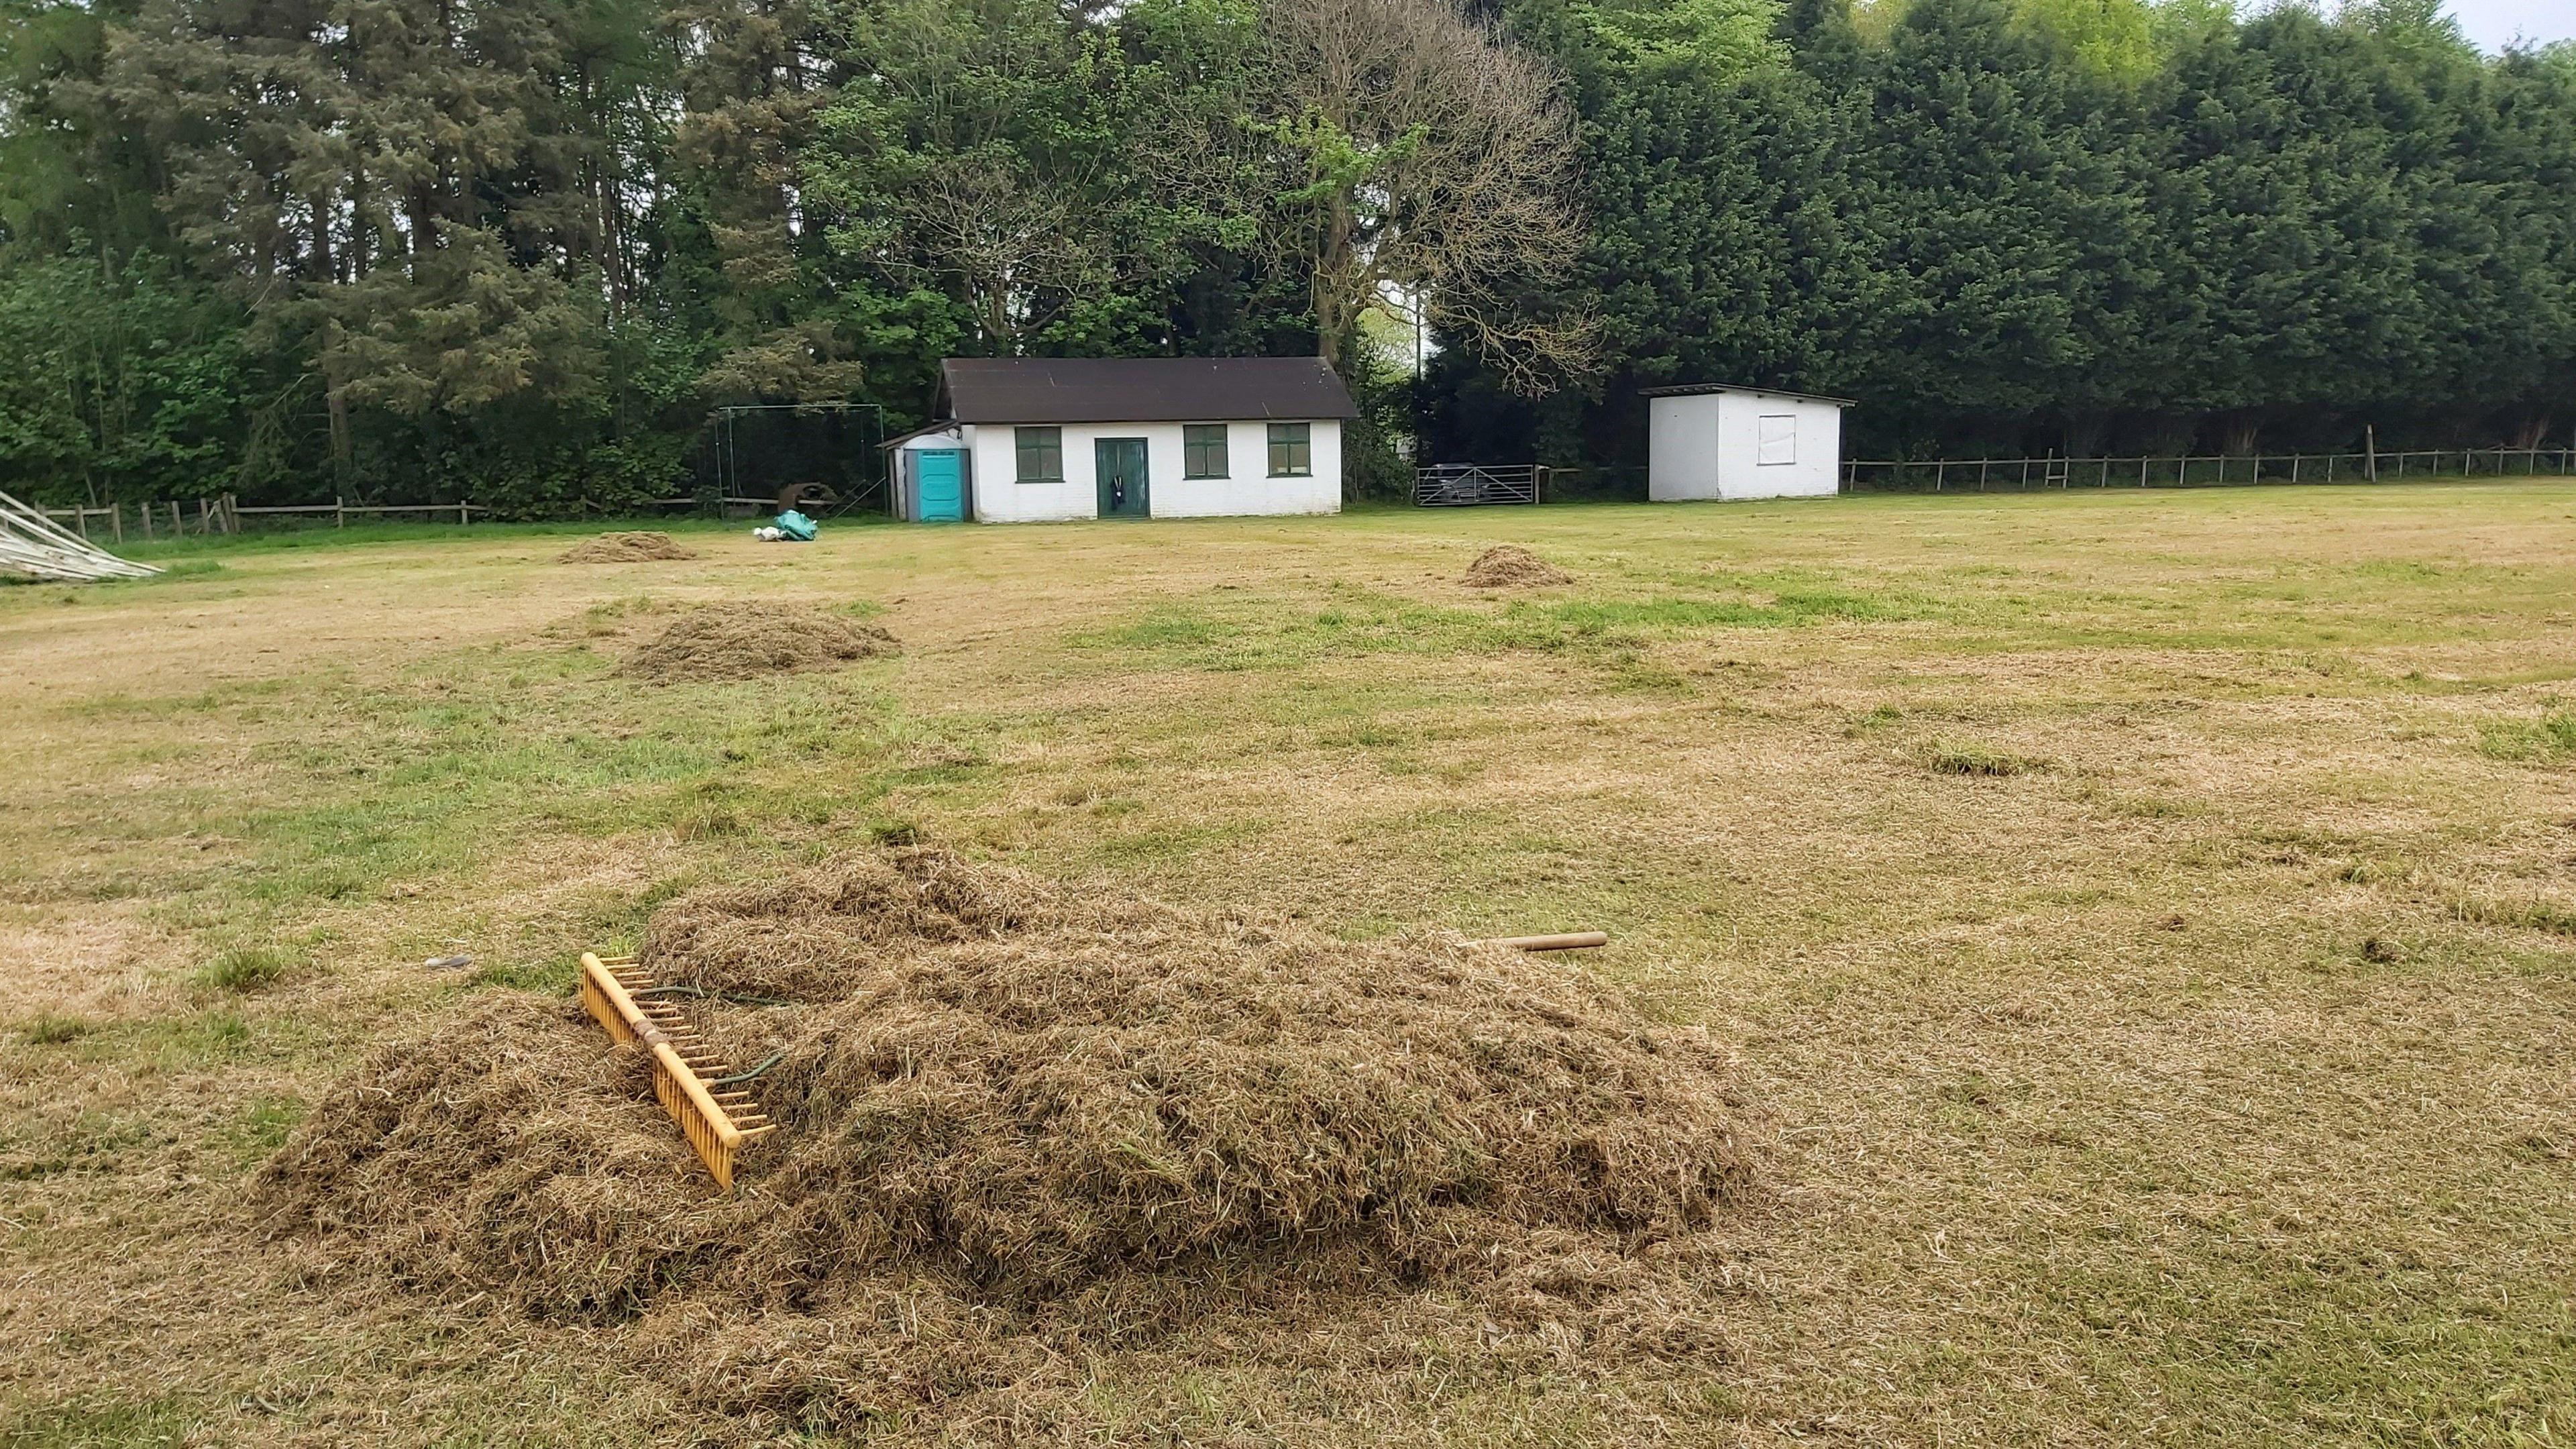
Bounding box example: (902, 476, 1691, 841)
(941, 356, 1359, 425)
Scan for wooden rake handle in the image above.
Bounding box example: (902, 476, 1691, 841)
(1473, 930, 1609, 952)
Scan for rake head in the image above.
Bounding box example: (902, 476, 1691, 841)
(578, 951, 775, 1191)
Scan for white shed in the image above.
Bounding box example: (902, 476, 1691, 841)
(1645, 383, 1852, 502)
(887, 356, 1356, 524)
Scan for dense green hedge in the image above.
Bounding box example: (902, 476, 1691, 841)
(1, 0, 2567, 508)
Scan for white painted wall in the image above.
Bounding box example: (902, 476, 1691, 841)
(1648, 394, 1721, 501)
(1648, 390, 1843, 502)
(961, 419, 1341, 523)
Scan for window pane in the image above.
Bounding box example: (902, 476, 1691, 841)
(1184, 424, 1228, 479)
(1016, 427, 1062, 482)
(1267, 422, 1310, 477)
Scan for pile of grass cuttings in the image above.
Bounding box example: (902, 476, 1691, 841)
(557, 531, 700, 564)
(258, 848, 1752, 1437)
(618, 600, 897, 684)
(1463, 544, 1574, 588)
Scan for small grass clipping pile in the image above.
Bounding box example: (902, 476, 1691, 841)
(557, 531, 700, 564)
(1464, 543, 1575, 588)
(619, 599, 897, 683)
(260, 848, 1752, 1439)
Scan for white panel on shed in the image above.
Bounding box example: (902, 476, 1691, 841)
(1757, 414, 1796, 466)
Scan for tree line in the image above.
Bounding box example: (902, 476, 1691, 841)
(0, 0, 2568, 511)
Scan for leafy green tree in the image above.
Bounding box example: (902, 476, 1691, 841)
(0, 252, 250, 503)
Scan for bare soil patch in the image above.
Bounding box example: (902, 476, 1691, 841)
(557, 531, 700, 564)
(1463, 544, 1574, 588)
(619, 600, 898, 683)
(258, 847, 1751, 1436)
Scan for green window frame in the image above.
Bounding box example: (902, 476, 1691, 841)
(1267, 422, 1311, 478)
(1014, 426, 1063, 483)
(1183, 424, 1229, 480)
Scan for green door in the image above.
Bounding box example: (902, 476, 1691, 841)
(1095, 437, 1150, 519)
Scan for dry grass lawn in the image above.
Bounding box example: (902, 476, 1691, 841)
(3, 483, 2573, 1446)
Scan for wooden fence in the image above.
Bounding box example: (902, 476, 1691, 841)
(1844, 447, 2576, 493)
(32, 494, 796, 540)
(39, 494, 245, 542)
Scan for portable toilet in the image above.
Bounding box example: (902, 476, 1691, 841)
(890, 425, 973, 522)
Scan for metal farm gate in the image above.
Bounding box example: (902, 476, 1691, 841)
(1414, 464, 1546, 507)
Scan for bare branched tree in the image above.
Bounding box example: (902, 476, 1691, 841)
(885, 152, 1112, 349)
(1258, 0, 1595, 390)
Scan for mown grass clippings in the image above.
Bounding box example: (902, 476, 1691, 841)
(619, 600, 898, 684)
(259, 847, 1752, 1436)
(558, 531, 699, 564)
(1462, 545, 1574, 588)
(13, 485, 2576, 1446)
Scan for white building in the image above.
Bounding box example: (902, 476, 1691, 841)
(889, 357, 1354, 523)
(1645, 383, 1852, 502)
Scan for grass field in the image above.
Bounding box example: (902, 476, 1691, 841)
(4, 484, 2574, 1446)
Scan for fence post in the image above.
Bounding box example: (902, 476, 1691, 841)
(336, 496, 345, 527)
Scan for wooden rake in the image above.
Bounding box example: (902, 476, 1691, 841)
(578, 952, 775, 1191)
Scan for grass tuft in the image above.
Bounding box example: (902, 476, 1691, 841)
(194, 945, 299, 993)
(1922, 743, 2045, 777)
(2479, 708, 2576, 762)
(2451, 894, 2576, 937)
(21, 1014, 95, 1044)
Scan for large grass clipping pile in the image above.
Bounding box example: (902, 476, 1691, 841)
(620, 599, 898, 683)
(1464, 543, 1575, 588)
(558, 530, 699, 564)
(259, 849, 1752, 1438)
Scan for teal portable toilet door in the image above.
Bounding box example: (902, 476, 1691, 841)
(916, 449, 965, 522)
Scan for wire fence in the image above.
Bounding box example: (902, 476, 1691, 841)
(33, 446, 2575, 539)
(1844, 447, 2576, 493)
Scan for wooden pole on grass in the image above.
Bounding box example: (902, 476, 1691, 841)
(1475, 931, 1609, 952)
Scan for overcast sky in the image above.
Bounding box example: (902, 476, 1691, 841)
(2443, 0, 2573, 50)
